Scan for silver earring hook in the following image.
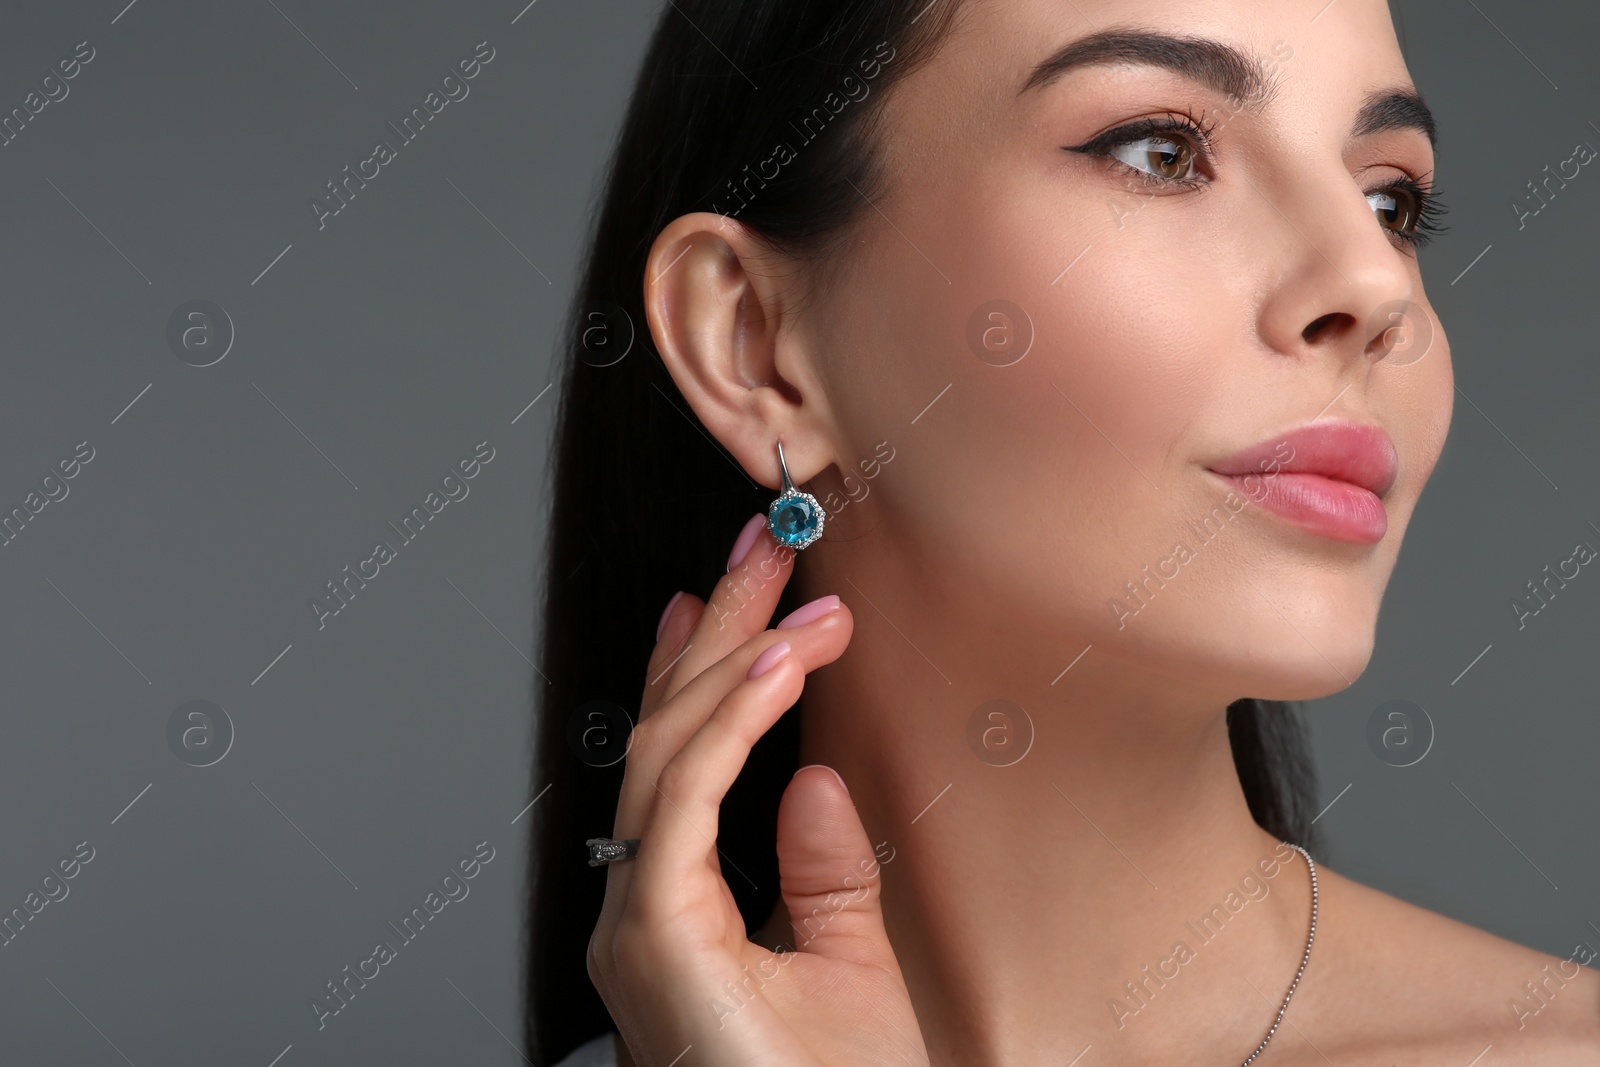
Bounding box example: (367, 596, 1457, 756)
(775, 439, 797, 494)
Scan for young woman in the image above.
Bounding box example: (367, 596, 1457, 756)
(528, 0, 1600, 1063)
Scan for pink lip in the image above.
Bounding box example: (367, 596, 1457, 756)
(1205, 419, 1399, 545)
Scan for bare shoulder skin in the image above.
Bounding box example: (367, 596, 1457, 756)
(1271, 866, 1599, 1065)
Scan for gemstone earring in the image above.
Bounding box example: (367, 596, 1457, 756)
(767, 439, 825, 550)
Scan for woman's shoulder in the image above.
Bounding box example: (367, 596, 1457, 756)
(1295, 864, 1599, 1065)
(551, 1031, 619, 1067)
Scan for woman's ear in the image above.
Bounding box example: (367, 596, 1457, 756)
(642, 211, 838, 490)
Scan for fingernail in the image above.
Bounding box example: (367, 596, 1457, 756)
(726, 512, 768, 572)
(655, 590, 686, 641)
(746, 639, 791, 680)
(797, 764, 848, 794)
(776, 594, 840, 630)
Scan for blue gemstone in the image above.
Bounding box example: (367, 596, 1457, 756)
(769, 493, 822, 547)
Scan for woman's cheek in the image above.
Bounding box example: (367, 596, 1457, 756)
(1041, 283, 1222, 458)
(1383, 314, 1453, 499)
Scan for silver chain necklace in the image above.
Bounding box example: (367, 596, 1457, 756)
(1238, 842, 1318, 1066)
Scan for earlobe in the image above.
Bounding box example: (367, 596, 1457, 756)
(642, 211, 839, 494)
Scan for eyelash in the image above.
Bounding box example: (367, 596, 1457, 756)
(1370, 172, 1448, 249)
(1065, 112, 1450, 250)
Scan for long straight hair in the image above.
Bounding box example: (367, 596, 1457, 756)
(525, 2, 1320, 1061)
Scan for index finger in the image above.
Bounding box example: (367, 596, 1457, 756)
(638, 511, 796, 722)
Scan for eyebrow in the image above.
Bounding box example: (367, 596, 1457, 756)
(1350, 87, 1437, 149)
(1019, 29, 1437, 149)
(1020, 28, 1270, 102)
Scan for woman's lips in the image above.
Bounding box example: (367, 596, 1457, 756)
(1208, 469, 1388, 544)
(1205, 419, 1398, 545)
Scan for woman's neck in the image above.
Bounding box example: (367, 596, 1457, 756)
(752, 571, 1317, 1065)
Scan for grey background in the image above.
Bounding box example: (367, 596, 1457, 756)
(0, 0, 1591, 1063)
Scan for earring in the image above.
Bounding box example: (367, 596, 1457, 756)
(767, 439, 825, 550)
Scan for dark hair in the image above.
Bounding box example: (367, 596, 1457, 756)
(525, 2, 1319, 1061)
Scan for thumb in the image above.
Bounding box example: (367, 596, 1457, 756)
(772, 765, 899, 972)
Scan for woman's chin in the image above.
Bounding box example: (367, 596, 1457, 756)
(1131, 629, 1379, 704)
(1228, 641, 1378, 702)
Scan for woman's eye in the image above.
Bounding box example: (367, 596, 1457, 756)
(1108, 135, 1198, 182)
(1367, 187, 1417, 237)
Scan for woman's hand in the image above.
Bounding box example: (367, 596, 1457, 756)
(586, 514, 930, 1067)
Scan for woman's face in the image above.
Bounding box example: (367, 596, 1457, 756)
(804, 0, 1452, 702)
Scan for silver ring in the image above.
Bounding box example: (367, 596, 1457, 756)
(586, 837, 641, 866)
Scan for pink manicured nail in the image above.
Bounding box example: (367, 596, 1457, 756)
(747, 640, 791, 680)
(796, 764, 848, 794)
(655, 590, 685, 641)
(777, 594, 840, 630)
(726, 513, 768, 572)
